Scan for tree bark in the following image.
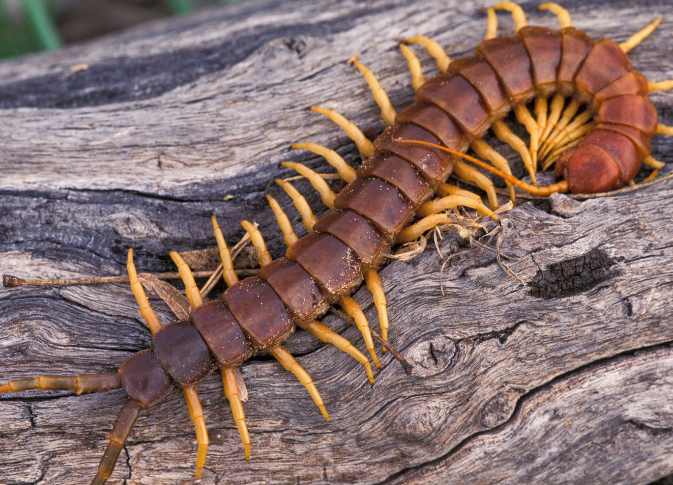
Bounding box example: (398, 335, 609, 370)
(0, 0, 672, 484)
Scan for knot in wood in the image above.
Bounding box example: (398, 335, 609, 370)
(403, 332, 456, 377)
(479, 388, 520, 429)
(391, 397, 447, 441)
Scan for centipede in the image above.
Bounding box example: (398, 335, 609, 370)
(1, 2, 671, 483)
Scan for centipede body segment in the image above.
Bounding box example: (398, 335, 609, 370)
(2, 3, 672, 483)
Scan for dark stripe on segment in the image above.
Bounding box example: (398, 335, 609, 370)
(357, 153, 434, 206)
(395, 102, 468, 151)
(598, 95, 658, 137)
(557, 27, 593, 96)
(448, 56, 509, 120)
(313, 210, 390, 268)
(574, 39, 631, 101)
(417, 73, 491, 138)
(518, 26, 562, 96)
(190, 300, 254, 367)
(151, 320, 216, 386)
(258, 257, 329, 324)
(119, 349, 174, 407)
(223, 277, 295, 349)
(286, 232, 363, 302)
(477, 36, 535, 103)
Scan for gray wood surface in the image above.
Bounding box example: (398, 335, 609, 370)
(1, 0, 673, 484)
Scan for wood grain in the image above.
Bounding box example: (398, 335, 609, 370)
(1, 0, 672, 484)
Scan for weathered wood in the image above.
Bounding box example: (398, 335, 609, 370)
(1, 0, 672, 484)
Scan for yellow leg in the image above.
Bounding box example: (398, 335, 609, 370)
(399, 43, 425, 92)
(266, 195, 299, 248)
(275, 179, 318, 232)
(169, 251, 204, 310)
(292, 142, 356, 183)
(514, 104, 540, 167)
(222, 368, 251, 460)
(212, 215, 239, 288)
(301, 320, 374, 384)
(127, 248, 162, 335)
(643, 155, 666, 181)
(471, 139, 517, 203)
(657, 124, 673, 136)
(541, 138, 582, 170)
(183, 386, 209, 479)
(364, 269, 389, 352)
(539, 93, 565, 144)
(398, 214, 457, 243)
(649, 80, 673, 92)
(540, 98, 580, 157)
(492, 120, 537, 185)
(539, 3, 572, 28)
(453, 160, 500, 209)
(541, 109, 593, 160)
(541, 121, 595, 169)
(436, 184, 482, 201)
(268, 345, 330, 422)
(401, 35, 451, 73)
(340, 295, 380, 368)
(240, 220, 273, 268)
(535, 96, 548, 141)
(310, 107, 374, 158)
(417, 194, 498, 219)
(494, 1, 528, 31)
(348, 54, 397, 126)
(620, 17, 663, 53)
(280, 162, 336, 209)
(485, 7, 498, 40)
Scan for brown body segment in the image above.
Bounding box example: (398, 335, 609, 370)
(477, 37, 535, 103)
(558, 144, 621, 193)
(258, 257, 329, 323)
(151, 320, 216, 386)
(334, 177, 414, 239)
(448, 56, 510, 118)
(223, 277, 296, 349)
(313, 210, 390, 268)
(395, 102, 468, 151)
(286, 232, 363, 301)
(580, 129, 641, 183)
(598, 95, 658, 136)
(357, 154, 434, 205)
(574, 39, 632, 101)
(119, 349, 174, 407)
(417, 73, 491, 138)
(518, 26, 562, 95)
(557, 27, 593, 95)
(190, 300, 254, 367)
(597, 122, 652, 158)
(594, 71, 648, 104)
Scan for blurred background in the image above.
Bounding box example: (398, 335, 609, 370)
(0, 0, 241, 60)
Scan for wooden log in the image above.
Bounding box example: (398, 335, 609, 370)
(1, 0, 672, 483)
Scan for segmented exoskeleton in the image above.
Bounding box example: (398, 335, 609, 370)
(2, 3, 672, 483)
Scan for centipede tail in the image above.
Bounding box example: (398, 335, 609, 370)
(2, 3, 671, 482)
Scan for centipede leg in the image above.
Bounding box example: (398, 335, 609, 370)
(643, 155, 666, 181)
(539, 93, 565, 146)
(539, 98, 580, 158)
(364, 269, 389, 353)
(541, 109, 593, 160)
(266, 194, 300, 248)
(222, 368, 251, 460)
(127, 248, 162, 335)
(340, 295, 380, 368)
(183, 386, 209, 479)
(492, 120, 537, 186)
(268, 345, 330, 421)
(452, 160, 499, 209)
(656, 123, 673, 136)
(301, 320, 374, 384)
(91, 399, 142, 485)
(620, 16, 663, 53)
(212, 215, 239, 288)
(471, 139, 516, 203)
(241, 220, 273, 267)
(484, 7, 498, 40)
(649, 80, 673, 92)
(416, 194, 498, 219)
(399, 43, 425, 92)
(276, 179, 318, 232)
(436, 183, 483, 201)
(0, 372, 121, 395)
(348, 54, 397, 126)
(169, 251, 204, 309)
(542, 121, 596, 170)
(310, 106, 374, 158)
(292, 143, 356, 183)
(513, 104, 540, 166)
(538, 3, 572, 29)
(535, 96, 548, 144)
(280, 161, 336, 209)
(494, 1, 528, 32)
(400, 35, 451, 73)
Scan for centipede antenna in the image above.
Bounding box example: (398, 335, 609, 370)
(348, 54, 397, 126)
(399, 43, 425, 92)
(221, 368, 251, 460)
(395, 139, 569, 196)
(492, 120, 538, 186)
(656, 123, 673, 136)
(0, 372, 121, 395)
(212, 215, 239, 288)
(485, 7, 498, 40)
(268, 345, 330, 422)
(280, 162, 337, 209)
(91, 399, 142, 485)
(471, 139, 516, 203)
(539, 93, 566, 144)
(301, 320, 374, 383)
(266, 195, 299, 248)
(364, 269, 389, 353)
(275, 178, 318, 231)
(169, 251, 204, 309)
(183, 386, 209, 479)
(436, 183, 483, 201)
(127, 248, 162, 335)
(292, 143, 357, 182)
(648, 80, 673, 92)
(401, 35, 451, 72)
(513, 104, 540, 166)
(452, 160, 500, 209)
(494, 1, 528, 32)
(417, 194, 499, 220)
(538, 3, 572, 28)
(339, 295, 381, 368)
(310, 107, 374, 158)
(620, 16, 663, 53)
